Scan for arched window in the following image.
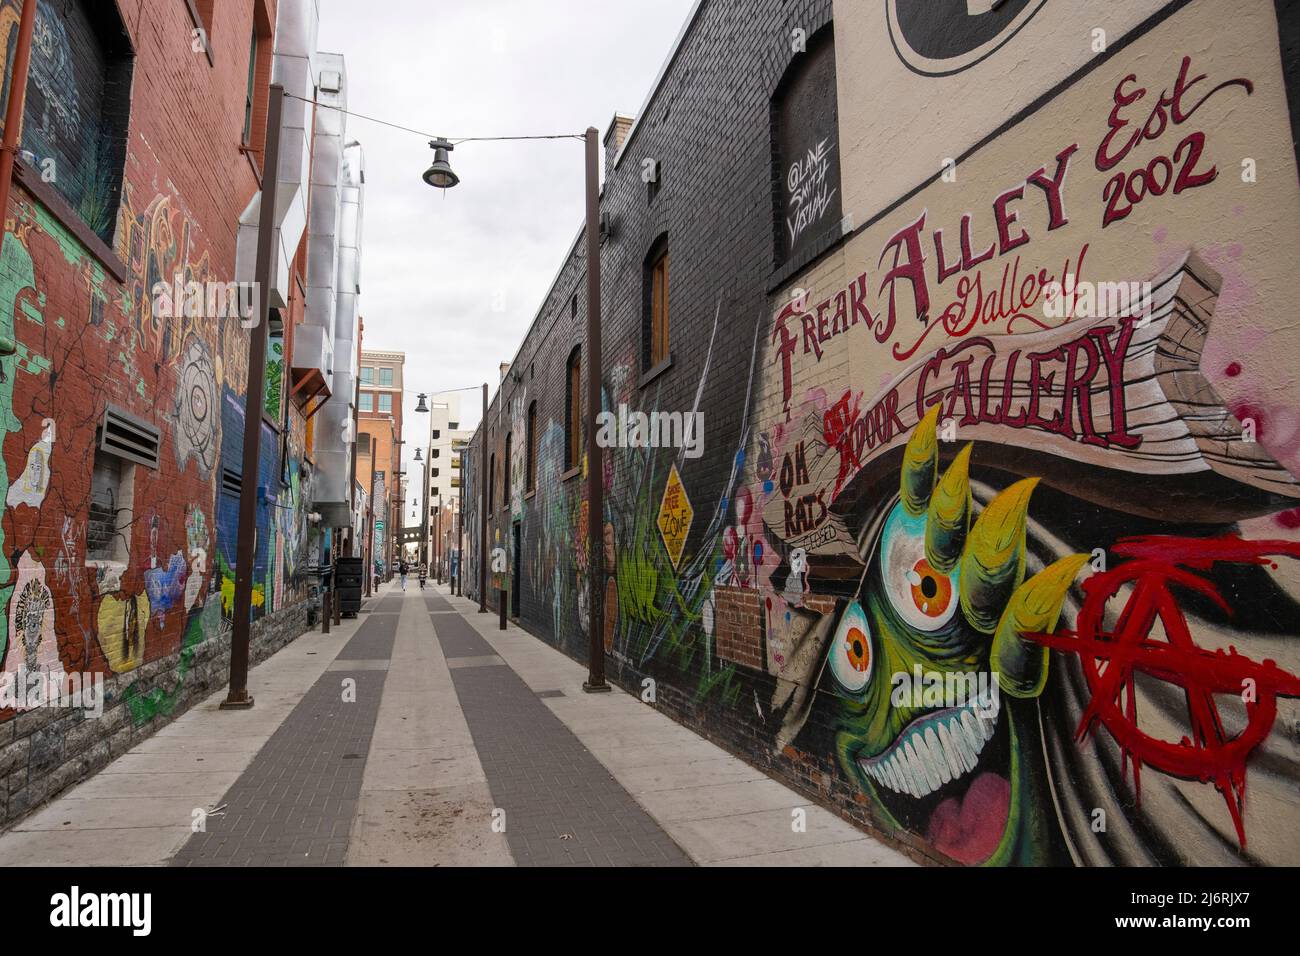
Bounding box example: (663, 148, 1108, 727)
(488, 452, 496, 512)
(526, 401, 538, 492)
(503, 431, 512, 511)
(642, 233, 670, 371)
(772, 25, 841, 265)
(565, 346, 582, 471)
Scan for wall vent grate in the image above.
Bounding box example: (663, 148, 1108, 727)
(99, 404, 160, 469)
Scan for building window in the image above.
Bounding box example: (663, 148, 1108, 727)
(243, 31, 257, 142)
(503, 432, 512, 511)
(361, 366, 374, 384)
(432, 448, 439, 458)
(379, 367, 393, 386)
(87, 447, 134, 563)
(488, 453, 496, 512)
(571, 293, 578, 319)
(526, 401, 537, 492)
(378, 394, 392, 413)
(241, 3, 273, 156)
(7, 0, 134, 245)
(643, 235, 670, 371)
(432, 429, 440, 440)
(565, 346, 581, 471)
(194, 2, 215, 30)
(359, 392, 373, 412)
(773, 25, 842, 266)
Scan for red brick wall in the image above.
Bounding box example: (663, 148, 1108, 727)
(0, 0, 310, 824)
(714, 586, 762, 669)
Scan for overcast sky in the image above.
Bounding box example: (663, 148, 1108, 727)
(317, 0, 696, 522)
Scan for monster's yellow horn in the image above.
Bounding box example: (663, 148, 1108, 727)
(925, 443, 972, 574)
(992, 554, 1089, 698)
(901, 405, 940, 517)
(959, 477, 1038, 634)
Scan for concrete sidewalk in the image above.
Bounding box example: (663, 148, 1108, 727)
(432, 585, 913, 867)
(0, 603, 360, 865)
(0, 580, 914, 866)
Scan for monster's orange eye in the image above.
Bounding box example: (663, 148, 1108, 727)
(908, 559, 953, 619)
(880, 503, 959, 632)
(829, 602, 872, 693)
(844, 626, 871, 673)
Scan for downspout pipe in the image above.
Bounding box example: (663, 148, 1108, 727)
(0, 0, 39, 272)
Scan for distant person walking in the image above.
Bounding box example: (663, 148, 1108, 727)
(399, 559, 408, 591)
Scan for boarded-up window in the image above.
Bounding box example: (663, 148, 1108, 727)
(773, 27, 841, 265)
(647, 244, 669, 368)
(526, 401, 537, 491)
(87, 449, 131, 561)
(503, 432, 511, 511)
(2, 0, 134, 244)
(566, 347, 581, 471)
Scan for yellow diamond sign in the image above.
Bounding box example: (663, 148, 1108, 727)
(656, 463, 693, 571)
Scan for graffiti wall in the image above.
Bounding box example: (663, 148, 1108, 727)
(0, 0, 317, 817)
(469, 0, 1300, 866)
(752, 0, 1300, 865)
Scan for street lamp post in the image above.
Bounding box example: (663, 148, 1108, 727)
(419, 128, 606, 687)
(579, 128, 608, 693)
(222, 83, 285, 711)
(457, 460, 464, 596)
(479, 382, 488, 613)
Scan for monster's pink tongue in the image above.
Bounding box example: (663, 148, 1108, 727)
(925, 772, 1010, 864)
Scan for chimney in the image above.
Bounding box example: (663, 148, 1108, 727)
(499, 361, 512, 382)
(603, 113, 635, 171)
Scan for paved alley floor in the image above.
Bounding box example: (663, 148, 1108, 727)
(0, 581, 914, 867)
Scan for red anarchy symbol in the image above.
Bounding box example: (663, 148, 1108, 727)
(1027, 534, 1300, 849)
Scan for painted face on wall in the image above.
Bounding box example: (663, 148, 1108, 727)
(824, 407, 1083, 865)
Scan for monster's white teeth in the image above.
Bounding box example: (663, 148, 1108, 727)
(859, 697, 999, 798)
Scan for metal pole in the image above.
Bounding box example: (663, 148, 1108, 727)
(457, 468, 464, 596)
(582, 127, 608, 693)
(423, 445, 430, 572)
(349, 377, 360, 554)
(223, 84, 284, 710)
(368, 462, 377, 594)
(0, 0, 38, 240)
(478, 382, 488, 613)
(333, 527, 342, 625)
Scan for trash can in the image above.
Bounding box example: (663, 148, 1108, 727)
(335, 557, 364, 617)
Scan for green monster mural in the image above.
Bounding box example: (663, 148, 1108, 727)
(826, 406, 1087, 865)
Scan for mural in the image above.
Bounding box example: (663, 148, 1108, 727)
(748, 0, 1300, 865)
(0, 134, 314, 732)
(472, 0, 1300, 867)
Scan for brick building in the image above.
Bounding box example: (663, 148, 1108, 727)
(357, 348, 404, 581)
(0, 0, 363, 824)
(419, 391, 470, 577)
(465, 0, 1300, 866)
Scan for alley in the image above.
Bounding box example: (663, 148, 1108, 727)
(0, 584, 911, 868)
